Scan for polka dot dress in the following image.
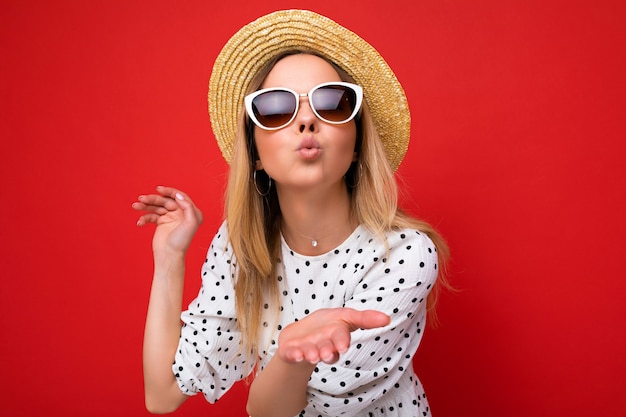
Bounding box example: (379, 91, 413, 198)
(174, 221, 438, 417)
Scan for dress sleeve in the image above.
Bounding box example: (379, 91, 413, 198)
(306, 229, 439, 416)
(172, 222, 251, 403)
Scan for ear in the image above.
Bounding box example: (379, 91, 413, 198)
(352, 152, 358, 163)
(255, 159, 264, 170)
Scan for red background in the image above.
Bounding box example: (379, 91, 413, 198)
(1, 1, 625, 416)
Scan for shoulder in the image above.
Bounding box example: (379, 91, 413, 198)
(207, 220, 230, 251)
(387, 228, 437, 257)
(204, 220, 235, 267)
(376, 227, 439, 284)
(359, 226, 437, 258)
(214, 220, 230, 242)
(347, 226, 439, 276)
(348, 225, 438, 265)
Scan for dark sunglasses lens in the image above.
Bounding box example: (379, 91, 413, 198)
(311, 86, 356, 122)
(251, 90, 297, 128)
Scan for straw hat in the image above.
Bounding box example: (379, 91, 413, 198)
(209, 9, 410, 171)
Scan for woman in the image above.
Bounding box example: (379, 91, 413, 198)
(133, 10, 449, 417)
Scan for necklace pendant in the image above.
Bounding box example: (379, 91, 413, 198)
(311, 239, 318, 247)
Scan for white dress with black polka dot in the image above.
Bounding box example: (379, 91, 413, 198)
(174, 221, 438, 417)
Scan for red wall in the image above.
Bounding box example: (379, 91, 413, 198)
(1, 1, 625, 416)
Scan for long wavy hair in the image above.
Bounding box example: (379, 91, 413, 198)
(223, 50, 450, 365)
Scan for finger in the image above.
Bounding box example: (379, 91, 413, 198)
(321, 351, 340, 364)
(283, 340, 321, 364)
(281, 346, 305, 363)
(170, 191, 204, 225)
(318, 339, 341, 364)
(154, 187, 201, 216)
(301, 342, 322, 364)
(136, 213, 161, 226)
(132, 201, 170, 216)
(137, 194, 179, 211)
(328, 325, 352, 354)
(342, 309, 390, 332)
(156, 186, 192, 204)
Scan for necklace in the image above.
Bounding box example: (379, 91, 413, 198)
(284, 227, 330, 248)
(298, 232, 324, 247)
(282, 214, 355, 250)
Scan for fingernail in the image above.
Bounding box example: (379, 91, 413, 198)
(175, 192, 184, 201)
(136, 219, 143, 226)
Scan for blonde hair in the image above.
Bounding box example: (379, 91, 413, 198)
(223, 51, 450, 366)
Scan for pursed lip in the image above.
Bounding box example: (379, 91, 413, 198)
(296, 137, 321, 151)
(296, 137, 322, 160)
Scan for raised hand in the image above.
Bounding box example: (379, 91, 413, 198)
(132, 186, 203, 257)
(278, 308, 390, 365)
(134, 186, 201, 412)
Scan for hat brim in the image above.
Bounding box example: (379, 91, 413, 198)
(209, 9, 410, 171)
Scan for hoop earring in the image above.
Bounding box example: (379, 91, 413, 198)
(346, 162, 363, 189)
(253, 170, 272, 196)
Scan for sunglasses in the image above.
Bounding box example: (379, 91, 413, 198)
(245, 82, 363, 130)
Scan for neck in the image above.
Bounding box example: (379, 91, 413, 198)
(277, 184, 356, 255)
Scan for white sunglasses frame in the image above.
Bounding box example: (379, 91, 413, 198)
(244, 81, 363, 131)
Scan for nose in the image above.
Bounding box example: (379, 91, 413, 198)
(296, 95, 317, 133)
